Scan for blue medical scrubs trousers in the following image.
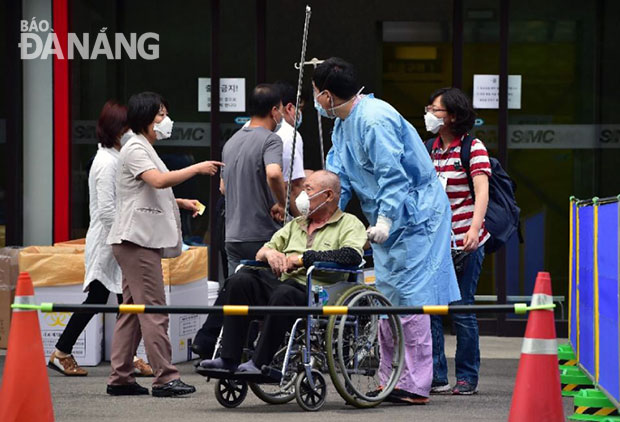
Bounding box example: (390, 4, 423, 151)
(431, 246, 485, 387)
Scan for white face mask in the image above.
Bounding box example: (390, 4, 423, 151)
(120, 129, 134, 147)
(154, 115, 174, 140)
(314, 86, 365, 119)
(273, 110, 283, 133)
(295, 189, 328, 217)
(424, 112, 444, 134)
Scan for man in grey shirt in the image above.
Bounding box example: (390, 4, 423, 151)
(221, 83, 287, 276)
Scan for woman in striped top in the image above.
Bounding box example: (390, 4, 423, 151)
(426, 87, 491, 396)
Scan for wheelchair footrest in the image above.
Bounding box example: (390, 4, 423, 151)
(195, 366, 282, 384)
(260, 365, 284, 382)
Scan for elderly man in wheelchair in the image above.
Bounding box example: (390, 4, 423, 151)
(196, 170, 404, 410)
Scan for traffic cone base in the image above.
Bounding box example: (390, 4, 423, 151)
(0, 273, 54, 422)
(561, 366, 595, 397)
(558, 343, 578, 366)
(569, 389, 620, 421)
(509, 271, 565, 422)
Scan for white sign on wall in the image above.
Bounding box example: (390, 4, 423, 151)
(473, 74, 522, 109)
(198, 78, 245, 112)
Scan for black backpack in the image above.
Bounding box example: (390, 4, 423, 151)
(425, 135, 522, 253)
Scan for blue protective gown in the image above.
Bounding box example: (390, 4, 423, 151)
(326, 94, 460, 306)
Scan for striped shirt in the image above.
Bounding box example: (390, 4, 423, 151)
(430, 135, 492, 249)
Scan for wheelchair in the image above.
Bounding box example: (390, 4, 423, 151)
(196, 259, 404, 411)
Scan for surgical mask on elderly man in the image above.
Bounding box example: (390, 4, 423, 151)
(424, 112, 444, 134)
(295, 189, 328, 217)
(154, 115, 174, 140)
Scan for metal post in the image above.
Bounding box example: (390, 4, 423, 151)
(452, 0, 464, 89)
(5, 0, 23, 245)
(256, 0, 266, 84)
(208, 0, 221, 282)
(496, 0, 510, 335)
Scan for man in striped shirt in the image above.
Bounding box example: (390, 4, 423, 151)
(425, 87, 491, 396)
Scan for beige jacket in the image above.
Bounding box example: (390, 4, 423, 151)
(107, 134, 182, 258)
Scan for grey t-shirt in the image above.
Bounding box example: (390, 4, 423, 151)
(222, 126, 283, 242)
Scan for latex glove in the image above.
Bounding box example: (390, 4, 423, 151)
(366, 216, 392, 244)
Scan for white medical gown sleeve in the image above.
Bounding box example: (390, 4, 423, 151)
(364, 122, 410, 223)
(95, 161, 117, 231)
(326, 147, 353, 210)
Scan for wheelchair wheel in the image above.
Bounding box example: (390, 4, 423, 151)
(326, 285, 404, 408)
(248, 324, 302, 404)
(249, 382, 295, 405)
(295, 370, 327, 411)
(214, 378, 248, 408)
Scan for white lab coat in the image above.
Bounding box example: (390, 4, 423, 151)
(83, 145, 122, 293)
(276, 120, 305, 182)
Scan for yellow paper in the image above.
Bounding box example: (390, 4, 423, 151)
(196, 201, 206, 216)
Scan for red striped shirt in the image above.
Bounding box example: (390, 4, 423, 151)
(430, 135, 492, 249)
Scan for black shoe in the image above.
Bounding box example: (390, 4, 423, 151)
(106, 382, 149, 396)
(151, 379, 196, 397)
(191, 343, 214, 360)
(385, 388, 429, 405)
(198, 357, 238, 371)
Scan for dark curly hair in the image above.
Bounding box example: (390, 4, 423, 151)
(428, 87, 476, 136)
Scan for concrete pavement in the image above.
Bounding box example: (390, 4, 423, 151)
(1, 336, 574, 421)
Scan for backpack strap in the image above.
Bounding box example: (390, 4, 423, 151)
(425, 137, 436, 155)
(460, 134, 476, 200)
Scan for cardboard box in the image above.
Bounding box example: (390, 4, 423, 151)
(34, 285, 103, 366)
(104, 279, 219, 363)
(18, 244, 211, 363)
(0, 247, 21, 348)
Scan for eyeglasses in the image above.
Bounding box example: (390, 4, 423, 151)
(424, 106, 447, 114)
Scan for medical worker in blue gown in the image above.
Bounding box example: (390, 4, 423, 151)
(312, 58, 460, 404)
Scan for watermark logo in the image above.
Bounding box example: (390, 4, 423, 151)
(19, 18, 159, 60)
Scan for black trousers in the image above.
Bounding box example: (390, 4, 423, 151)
(55, 280, 123, 355)
(194, 240, 277, 357)
(218, 270, 306, 367)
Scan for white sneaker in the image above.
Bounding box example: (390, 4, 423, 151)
(430, 383, 452, 394)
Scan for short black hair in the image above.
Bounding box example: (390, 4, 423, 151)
(272, 80, 308, 108)
(127, 91, 169, 135)
(248, 84, 281, 118)
(312, 57, 359, 100)
(96, 100, 127, 148)
(428, 87, 476, 136)
(273, 81, 296, 107)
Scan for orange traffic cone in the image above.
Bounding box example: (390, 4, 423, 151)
(0, 272, 54, 421)
(509, 271, 564, 421)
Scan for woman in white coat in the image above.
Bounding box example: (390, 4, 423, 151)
(48, 101, 152, 377)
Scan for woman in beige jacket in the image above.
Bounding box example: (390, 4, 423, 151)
(107, 91, 222, 397)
